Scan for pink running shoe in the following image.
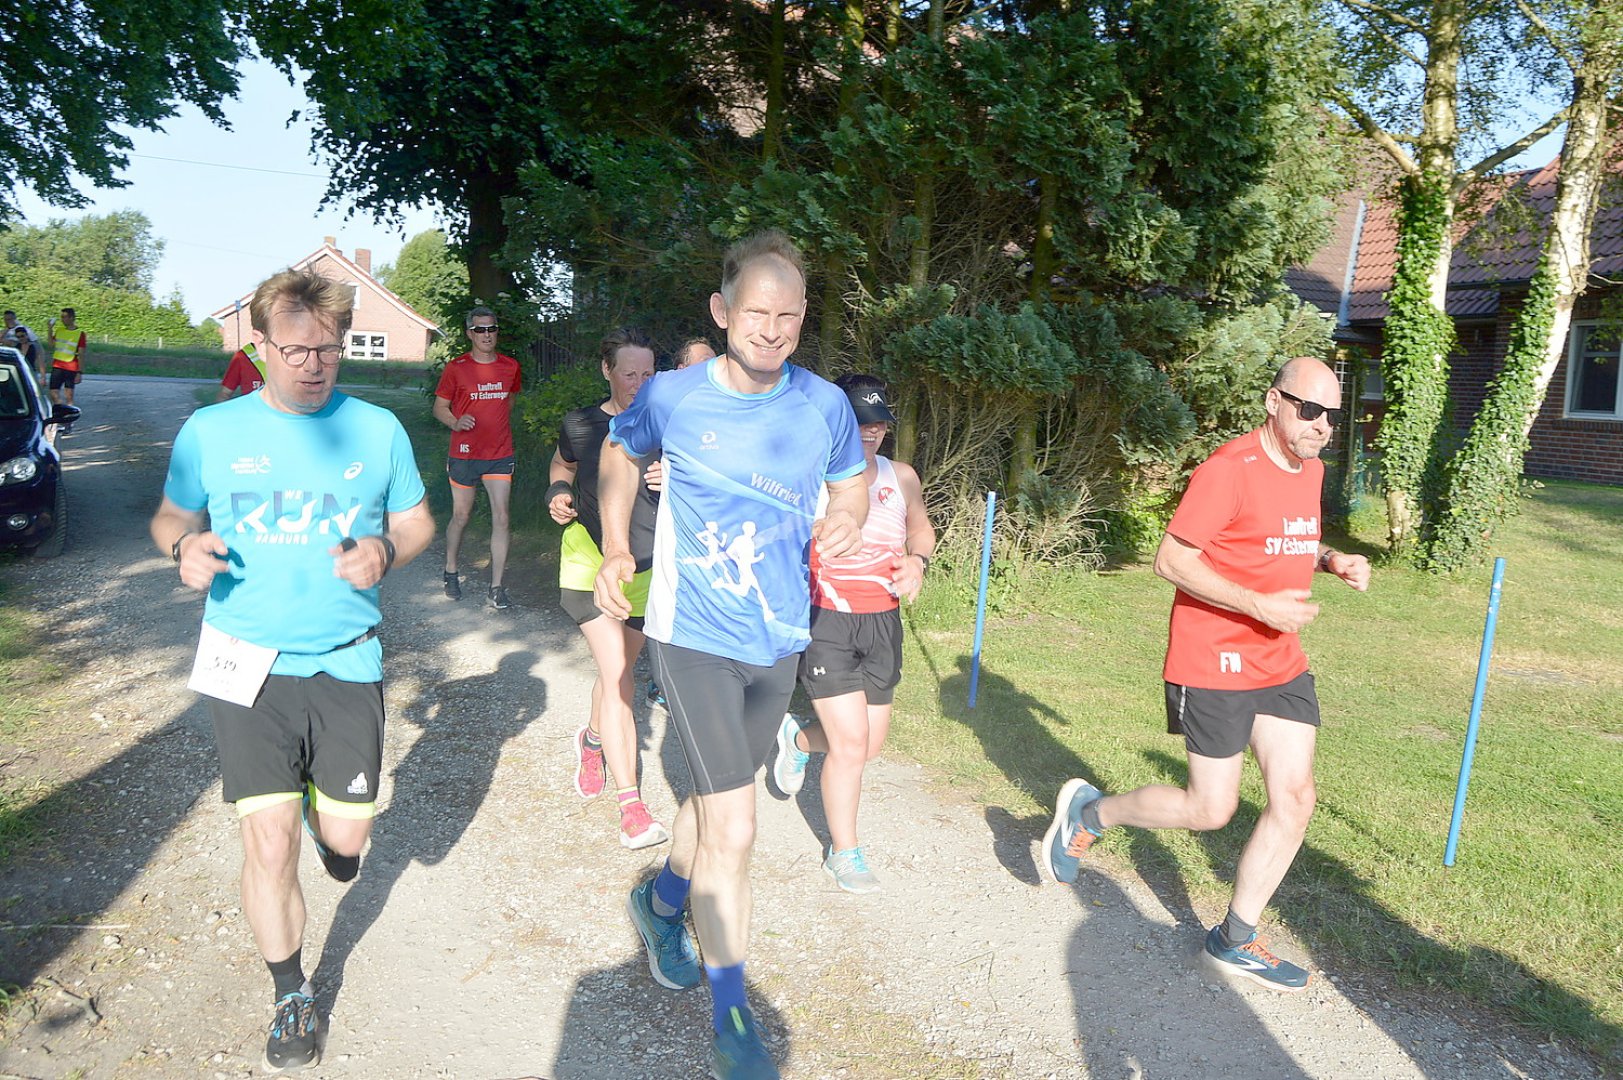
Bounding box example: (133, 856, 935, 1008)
(620, 800, 671, 850)
(574, 725, 605, 799)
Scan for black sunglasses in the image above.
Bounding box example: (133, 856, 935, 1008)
(469, 325, 499, 334)
(1276, 388, 1346, 425)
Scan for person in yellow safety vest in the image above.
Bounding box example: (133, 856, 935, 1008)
(46, 307, 86, 429)
(217, 340, 268, 401)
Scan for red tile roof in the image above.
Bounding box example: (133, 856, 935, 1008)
(1299, 150, 1623, 324)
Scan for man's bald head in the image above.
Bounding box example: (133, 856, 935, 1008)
(1272, 356, 1337, 396)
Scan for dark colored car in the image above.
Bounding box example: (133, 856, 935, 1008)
(0, 346, 78, 557)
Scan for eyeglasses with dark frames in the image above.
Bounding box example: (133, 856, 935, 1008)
(263, 337, 345, 368)
(1275, 388, 1346, 425)
(468, 325, 499, 335)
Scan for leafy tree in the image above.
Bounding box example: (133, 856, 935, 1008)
(1, 211, 165, 293)
(0, 265, 215, 346)
(1426, 1, 1623, 567)
(250, 0, 711, 303)
(1325, 0, 1570, 553)
(375, 229, 469, 328)
(1, 0, 242, 215)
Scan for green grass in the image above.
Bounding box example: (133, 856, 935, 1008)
(88, 346, 429, 388)
(0, 575, 61, 861)
(891, 481, 1622, 1065)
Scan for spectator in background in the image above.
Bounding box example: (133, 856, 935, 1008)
(675, 337, 712, 370)
(218, 341, 267, 401)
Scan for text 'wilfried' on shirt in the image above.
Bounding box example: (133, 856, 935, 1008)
(1262, 515, 1320, 557)
(469, 382, 510, 400)
(750, 472, 802, 507)
(230, 491, 364, 543)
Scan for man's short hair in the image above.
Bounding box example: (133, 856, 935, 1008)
(3, 311, 15, 320)
(719, 229, 805, 305)
(60, 307, 75, 319)
(248, 270, 355, 337)
(465, 305, 496, 329)
(599, 327, 655, 370)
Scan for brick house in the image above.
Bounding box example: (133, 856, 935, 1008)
(1287, 158, 1623, 486)
(209, 237, 439, 363)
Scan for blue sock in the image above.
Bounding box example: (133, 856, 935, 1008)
(651, 860, 689, 921)
(706, 962, 747, 1033)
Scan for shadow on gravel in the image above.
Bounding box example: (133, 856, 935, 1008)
(552, 956, 789, 1079)
(312, 647, 549, 1010)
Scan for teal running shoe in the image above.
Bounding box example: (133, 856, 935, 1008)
(626, 879, 701, 990)
(710, 1006, 778, 1079)
(1040, 778, 1103, 884)
(1202, 926, 1311, 992)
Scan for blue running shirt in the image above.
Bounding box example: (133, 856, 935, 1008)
(164, 391, 427, 682)
(609, 361, 864, 666)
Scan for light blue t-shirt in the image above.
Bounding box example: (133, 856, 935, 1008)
(163, 391, 427, 683)
(609, 361, 865, 666)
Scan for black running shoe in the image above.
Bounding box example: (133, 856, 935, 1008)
(487, 585, 510, 610)
(443, 571, 462, 600)
(264, 989, 319, 1071)
(301, 788, 359, 883)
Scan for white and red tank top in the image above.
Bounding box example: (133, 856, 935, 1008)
(810, 455, 908, 614)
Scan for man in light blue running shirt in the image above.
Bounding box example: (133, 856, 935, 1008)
(595, 230, 867, 1080)
(149, 269, 434, 1072)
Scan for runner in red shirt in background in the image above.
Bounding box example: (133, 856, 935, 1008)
(217, 342, 267, 401)
(1042, 357, 1370, 993)
(433, 306, 522, 609)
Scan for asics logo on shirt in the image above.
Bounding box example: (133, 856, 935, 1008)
(343, 461, 364, 480)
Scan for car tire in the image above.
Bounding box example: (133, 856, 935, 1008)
(33, 477, 67, 559)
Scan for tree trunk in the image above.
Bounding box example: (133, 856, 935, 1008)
(762, 0, 787, 165)
(818, 0, 867, 370)
(1375, 0, 1465, 553)
(1005, 172, 1059, 494)
(1424, 21, 1620, 568)
(464, 168, 518, 303)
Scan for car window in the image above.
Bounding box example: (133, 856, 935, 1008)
(0, 366, 29, 418)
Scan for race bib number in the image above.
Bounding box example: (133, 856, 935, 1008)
(187, 621, 278, 707)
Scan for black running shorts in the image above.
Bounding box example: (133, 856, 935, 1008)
(208, 673, 386, 810)
(559, 586, 645, 633)
(1165, 670, 1320, 759)
(447, 455, 515, 488)
(649, 640, 799, 795)
(798, 606, 903, 705)
(48, 367, 80, 390)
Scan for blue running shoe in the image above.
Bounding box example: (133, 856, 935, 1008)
(264, 988, 320, 1071)
(1041, 778, 1103, 884)
(646, 680, 667, 708)
(301, 787, 359, 883)
(627, 879, 701, 990)
(1202, 926, 1311, 992)
(823, 846, 881, 894)
(772, 714, 809, 796)
(710, 1005, 778, 1079)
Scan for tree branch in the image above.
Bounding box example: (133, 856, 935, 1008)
(1336, 0, 1427, 35)
(1512, 0, 1581, 74)
(1457, 107, 1571, 190)
(1330, 88, 1420, 175)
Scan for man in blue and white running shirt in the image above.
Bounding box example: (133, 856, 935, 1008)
(149, 269, 434, 1072)
(595, 230, 867, 1080)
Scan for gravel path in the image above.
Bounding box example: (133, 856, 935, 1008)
(0, 375, 1605, 1079)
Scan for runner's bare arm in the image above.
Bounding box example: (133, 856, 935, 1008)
(548, 448, 579, 524)
(432, 395, 475, 431)
(891, 460, 936, 603)
(150, 495, 230, 592)
(813, 474, 869, 560)
(330, 497, 435, 589)
(1153, 532, 1319, 634)
(592, 436, 640, 619)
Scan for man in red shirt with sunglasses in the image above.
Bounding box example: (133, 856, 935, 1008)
(1043, 356, 1370, 993)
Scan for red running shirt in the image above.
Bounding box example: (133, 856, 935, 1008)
(810, 456, 908, 613)
(435, 353, 522, 459)
(1162, 428, 1323, 691)
(221, 350, 264, 394)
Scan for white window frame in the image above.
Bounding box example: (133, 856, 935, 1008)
(1564, 322, 1623, 420)
(345, 331, 388, 362)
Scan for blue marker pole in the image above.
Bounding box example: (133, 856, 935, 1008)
(968, 491, 997, 709)
(1444, 556, 1506, 867)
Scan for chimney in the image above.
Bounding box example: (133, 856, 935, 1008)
(323, 235, 337, 250)
(354, 248, 372, 275)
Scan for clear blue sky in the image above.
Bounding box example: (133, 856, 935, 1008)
(13, 57, 439, 321)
